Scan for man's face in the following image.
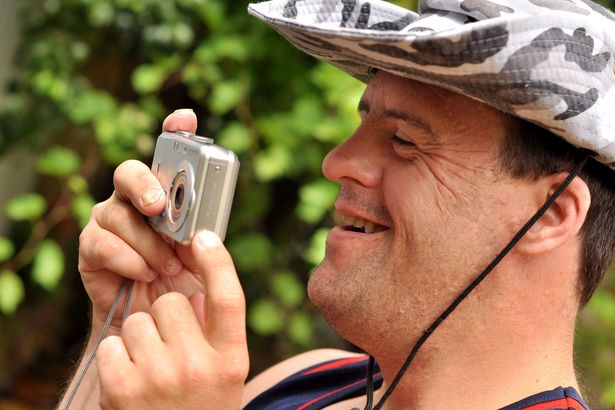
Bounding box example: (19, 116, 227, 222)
(308, 72, 534, 358)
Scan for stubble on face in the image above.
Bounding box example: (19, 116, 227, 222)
(308, 188, 394, 341)
(308, 72, 516, 360)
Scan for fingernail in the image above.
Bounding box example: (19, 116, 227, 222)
(196, 230, 220, 249)
(142, 188, 162, 207)
(174, 108, 194, 114)
(145, 269, 158, 282)
(164, 256, 180, 274)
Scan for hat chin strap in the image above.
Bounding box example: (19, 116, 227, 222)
(356, 156, 589, 410)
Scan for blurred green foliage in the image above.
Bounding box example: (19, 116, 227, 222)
(0, 0, 366, 392)
(0, 0, 612, 408)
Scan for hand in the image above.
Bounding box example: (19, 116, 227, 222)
(96, 231, 249, 409)
(78, 109, 202, 333)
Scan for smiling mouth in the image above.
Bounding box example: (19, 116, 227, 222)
(339, 215, 389, 234)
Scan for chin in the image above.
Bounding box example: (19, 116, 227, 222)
(307, 261, 371, 346)
(306, 262, 332, 313)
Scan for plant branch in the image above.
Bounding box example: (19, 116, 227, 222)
(7, 190, 72, 273)
(3, 142, 103, 273)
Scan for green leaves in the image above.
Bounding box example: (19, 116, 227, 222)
(603, 379, 615, 406)
(247, 273, 313, 346)
(93, 104, 156, 164)
(181, 33, 250, 104)
(5, 194, 47, 221)
(208, 35, 250, 62)
(288, 311, 314, 347)
(209, 80, 247, 115)
(66, 89, 115, 125)
(253, 146, 295, 181)
(72, 195, 96, 229)
(576, 276, 615, 408)
(228, 233, 273, 271)
(248, 298, 284, 336)
(37, 146, 81, 177)
(132, 57, 181, 95)
(68, 175, 88, 194)
(296, 179, 338, 223)
(271, 272, 304, 308)
(88, 2, 114, 27)
(588, 289, 615, 325)
(0, 270, 24, 315)
(0, 238, 15, 263)
(133, 65, 167, 95)
(218, 122, 252, 153)
(32, 69, 69, 102)
(303, 228, 329, 266)
(31, 239, 64, 292)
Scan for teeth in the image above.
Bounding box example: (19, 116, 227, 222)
(333, 211, 344, 226)
(341, 215, 385, 233)
(342, 215, 355, 226)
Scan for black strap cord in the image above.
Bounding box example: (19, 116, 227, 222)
(363, 156, 588, 410)
(364, 356, 376, 409)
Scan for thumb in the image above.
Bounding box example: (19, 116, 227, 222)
(176, 230, 246, 349)
(175, 230, 228, 277)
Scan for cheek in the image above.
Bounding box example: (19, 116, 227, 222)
(383, 163, 501, 263)
(402, 155, 498, 223)
(384, 164, 464, 234)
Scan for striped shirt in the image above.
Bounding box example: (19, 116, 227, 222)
(243, 356, 589, 410)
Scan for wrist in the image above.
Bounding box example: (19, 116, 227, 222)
(91, 310, 123, 340)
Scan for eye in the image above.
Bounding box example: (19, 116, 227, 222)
(391, 133, 416, 148)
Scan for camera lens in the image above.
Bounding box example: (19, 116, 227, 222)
(169, 170, 189, 224)
(174, 184, 184, 210)
(166, 164, 194, 233)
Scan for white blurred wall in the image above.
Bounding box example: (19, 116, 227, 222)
(0, 0, 37, 234)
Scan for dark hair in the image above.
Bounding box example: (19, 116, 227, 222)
(499, 117, 615, 306)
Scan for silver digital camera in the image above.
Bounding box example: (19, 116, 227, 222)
(147, 131, 240, 245)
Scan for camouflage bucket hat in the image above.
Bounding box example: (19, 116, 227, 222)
(248, 0, 615, 167)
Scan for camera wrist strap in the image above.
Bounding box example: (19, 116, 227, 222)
(61, 278, 135, 410)
(360, 156, 588, 410)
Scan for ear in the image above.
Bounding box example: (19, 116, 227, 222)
(515, 173, 591, 255)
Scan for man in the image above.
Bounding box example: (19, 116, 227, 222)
(60, 0, 615, 408)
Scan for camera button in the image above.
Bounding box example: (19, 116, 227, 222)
(193, 136, 213, 144)
(176, 130, 194, 138)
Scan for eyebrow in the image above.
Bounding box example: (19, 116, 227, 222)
(358, 98, 439, 142)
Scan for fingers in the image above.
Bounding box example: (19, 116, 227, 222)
(112, 106, 198, 215)
(79, 223, 158, 282)
(97, 335, 134, 390)
(113, 160, 165, 217)
(121, 312, 164, 365)
(162, 109, 197, 134)
(151, 293, 205, 350)
(178, 231, 246, 351)
(97, 292, 248, 409)
(94, 199, 181, 276)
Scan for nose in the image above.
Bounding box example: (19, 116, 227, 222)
(322, 130, 382, 187)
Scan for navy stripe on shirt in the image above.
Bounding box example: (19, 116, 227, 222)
(244, 356, 383, 410)
(243, 355, 590, 410)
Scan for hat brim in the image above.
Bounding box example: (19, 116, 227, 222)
(249, 0, 615, 167)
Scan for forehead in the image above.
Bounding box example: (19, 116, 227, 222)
(362, 72, 510, 145)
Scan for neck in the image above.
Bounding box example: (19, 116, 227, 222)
(375, 337, 577, 409)
(369, 268, 579, 409)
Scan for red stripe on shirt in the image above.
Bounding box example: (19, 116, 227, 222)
(302, 356, 369, 375)
(522, 397, 586, 410)
(295, 372, 382, 410)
